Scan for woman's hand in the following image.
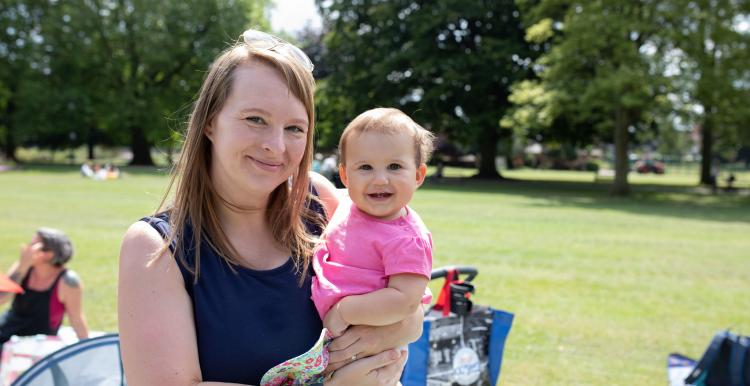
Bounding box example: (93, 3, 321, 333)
(19, 242, 41, 268)
(326, 348, 406, 386)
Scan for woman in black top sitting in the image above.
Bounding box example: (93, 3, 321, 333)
(118, 29, 423, 386)
(0, 228, 89, 353)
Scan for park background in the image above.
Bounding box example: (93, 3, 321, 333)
(1, 0, 749, 385)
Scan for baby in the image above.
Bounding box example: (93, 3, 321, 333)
(312, 107, 434, 340)
(260, 108, 434, 386)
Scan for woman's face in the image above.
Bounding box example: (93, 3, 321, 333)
(29, 234, 53, 265)
(206, 61, 309, 204)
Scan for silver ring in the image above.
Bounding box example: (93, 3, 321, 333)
(350, 354, 357, 361)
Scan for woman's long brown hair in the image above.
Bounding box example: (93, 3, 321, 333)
(154, 40, 321, 284)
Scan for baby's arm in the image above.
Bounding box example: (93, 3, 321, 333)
(324, 273, 428, 336)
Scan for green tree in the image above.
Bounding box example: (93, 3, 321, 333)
(0, 0, 48, 161)
(509, 1, 667, 195)
(2, 0, 270, 165)
(660, 0, 750, 184)
(55, 0, 270, 165)
(316, 0, 534, 178)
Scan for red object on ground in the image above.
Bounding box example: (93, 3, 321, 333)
(0, 272, 23, 294)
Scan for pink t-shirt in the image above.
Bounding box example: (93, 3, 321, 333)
(311, 198, 433, 319)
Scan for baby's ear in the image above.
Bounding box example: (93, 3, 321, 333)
(338, 164, 349, 188)
(415, 163, 427, 187)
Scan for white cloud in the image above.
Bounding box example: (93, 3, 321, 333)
(270, 0, 322, 35)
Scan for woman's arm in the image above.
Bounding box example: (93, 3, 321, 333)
(310, 171, 342, 219)
(118, 221, 247, 386)
(0, 242, 38, 305)
(0, 261, 21, 306)
(58, 271, 89, 339)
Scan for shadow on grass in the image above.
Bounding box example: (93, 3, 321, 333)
(6, 163, 171, 176)
(5, 164, 748, 224)
(421, 177, 750, 224)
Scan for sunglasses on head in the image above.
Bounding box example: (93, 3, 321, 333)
(242, 29, 314, 73)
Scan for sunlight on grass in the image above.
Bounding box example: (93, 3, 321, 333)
(424, 165, 750, 189)
(1, 166, 748, 385)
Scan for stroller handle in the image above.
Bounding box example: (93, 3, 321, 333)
(431, 266, 478, 282)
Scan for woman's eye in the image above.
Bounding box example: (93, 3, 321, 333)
(246, 116, 265, 124)
(388, 163, 402, 170)
(286, 125, 305, 134)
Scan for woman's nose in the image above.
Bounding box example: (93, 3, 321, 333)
(262, 127, 285, 153)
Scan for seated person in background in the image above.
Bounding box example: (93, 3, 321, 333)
(0, 228, 89, 354)
(80, 162, 94, 178)
(105, 164, 120, 180)
(93, 164, 108, 181)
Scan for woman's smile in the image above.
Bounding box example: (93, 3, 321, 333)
(247, 155, 283, 172)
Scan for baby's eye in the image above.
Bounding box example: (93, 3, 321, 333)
(246, 116, 265, 124)
(359, 164, 373, 171)
(387, 163, 402, 170)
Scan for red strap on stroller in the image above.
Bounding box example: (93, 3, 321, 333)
(433, 268, 457, 316)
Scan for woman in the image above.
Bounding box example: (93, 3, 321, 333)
(118, 30, 422, 385)
(0, 228, 89, 350)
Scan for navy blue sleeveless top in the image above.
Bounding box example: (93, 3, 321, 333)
(142, 198, 325, 384)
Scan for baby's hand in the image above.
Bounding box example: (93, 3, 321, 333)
(323, 302, 350, 337)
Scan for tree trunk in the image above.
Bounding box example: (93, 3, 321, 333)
(612, 108, 630, 196)
(2, 132, 17, 162)
(129, 126, 154, 166)
(87, 141, 96, 160)
(474, 125, 502, 179)
(2, 97, 17, 162)
(87, 126, 96, 160)
(699, 110, 714, 185)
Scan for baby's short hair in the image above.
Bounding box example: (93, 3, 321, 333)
(338, 108, 435, 166)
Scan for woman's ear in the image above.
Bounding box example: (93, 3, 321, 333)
(204, 122, 214, 142)
(415, 163, 427, 187)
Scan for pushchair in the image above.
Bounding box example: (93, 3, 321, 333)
(401, 266, 514, 386)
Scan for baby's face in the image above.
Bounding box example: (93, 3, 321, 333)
(340, 130, 426, 220)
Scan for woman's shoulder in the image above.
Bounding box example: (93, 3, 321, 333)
(138, 212, 172, 237)
(120, 220, 175, 271)
(119, 220, 185, 301)
(309, 171, 341, 219)
(124, 219, 168, 246)
(60, 269, 82, 289)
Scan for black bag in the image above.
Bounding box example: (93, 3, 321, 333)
(685, 330, 750, 386)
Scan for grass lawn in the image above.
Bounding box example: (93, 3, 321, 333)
(1, 165, 748, 385)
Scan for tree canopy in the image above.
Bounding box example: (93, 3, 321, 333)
(315, 0, 535, 178)
(659, 0, 750, 183)
(506, 0, 749, 193)
(506, 0, 669, 195)
(1, 0, 269, 164)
